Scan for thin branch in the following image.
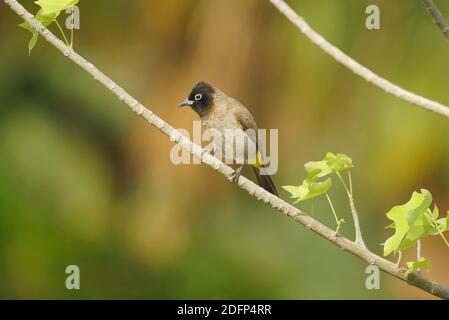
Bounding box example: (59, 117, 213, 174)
(349, 194, 366, 249)
(347, 171, 366, 248)
(269, 0, 449, 120)
(336, 171, 366, 249)
(421, 0, 449, 41)
(3, 0, 449, 299)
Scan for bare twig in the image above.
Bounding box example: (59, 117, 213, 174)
(421, 0, 449, 41)
(3, 0, 449, 299)
(270, 0, 449, 120)
(337, 171, 366, 249)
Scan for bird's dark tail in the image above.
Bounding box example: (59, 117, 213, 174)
(251, 167, 278, 197)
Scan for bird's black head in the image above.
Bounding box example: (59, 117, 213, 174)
(179, 81, 215, 116)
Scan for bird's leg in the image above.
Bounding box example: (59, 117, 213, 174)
(199, 144, 215, 164)
(229, 165, 244, 183)
(201, 143, 215, 157)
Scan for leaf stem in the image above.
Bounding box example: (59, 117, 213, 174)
(396, 251, 403, 266)
(70, 8, 74, 48)
(348, 170, 353, 196)
(55, 19, 70, 47)
(310, 199, 315, 218)
(424, 211, 449, 248)
(417, 240, 422, 273)
(336, 171, 351, 196)
(432, 219, 449, 248)
(326, 193, 344, 233)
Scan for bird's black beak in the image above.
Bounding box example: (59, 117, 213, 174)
(178, 99, 194, 108)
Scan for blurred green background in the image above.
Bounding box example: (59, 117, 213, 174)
(1, 0, 449, 299)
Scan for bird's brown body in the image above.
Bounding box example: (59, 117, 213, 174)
(200, 89, 257, 133)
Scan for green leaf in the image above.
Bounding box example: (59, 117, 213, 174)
(324, 152, 353, 172)
(398, 213, 431, 251)
(19, 9, 59, 54)
(302, 179, 332, 202)
(304, 153, 353, 181)
(282, 184, 308, 200)
(304, 160, 332, 181)
(431, 206, 439, 220)
(19, 0, 80, 54)
(35, 0, 79, 16)
(383, 189, 432, 256)
(282, 178, 332, 204)
(406, 257, 430, 275)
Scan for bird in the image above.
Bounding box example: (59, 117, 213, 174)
(178, 81, 278, 196)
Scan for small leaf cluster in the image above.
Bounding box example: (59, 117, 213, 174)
(383, 189, 449, 273)
(406, 258, 430, 276)
(19, 0, 79, 54)
(282, 152, 352, 203)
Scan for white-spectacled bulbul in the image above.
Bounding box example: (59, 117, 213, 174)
(179, 81, 278, 196)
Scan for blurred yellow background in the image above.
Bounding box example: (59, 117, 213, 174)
(0, 0, 449, 299)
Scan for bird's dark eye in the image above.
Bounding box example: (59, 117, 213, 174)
(194, 93, 202, 101)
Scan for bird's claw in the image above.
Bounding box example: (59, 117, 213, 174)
(229, 167, 243, 183)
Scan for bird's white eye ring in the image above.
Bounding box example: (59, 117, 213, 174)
(195, 93, 202, 101)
